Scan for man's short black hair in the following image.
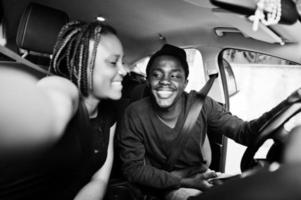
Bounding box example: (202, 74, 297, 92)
(146, 44, 189, 78)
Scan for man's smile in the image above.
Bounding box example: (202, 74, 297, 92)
(156, 90, 174, 99)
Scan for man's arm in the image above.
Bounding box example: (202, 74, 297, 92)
(206, 88, 301, 146)
(74, 123, 116, 200)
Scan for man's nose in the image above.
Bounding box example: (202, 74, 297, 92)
(159, 74, 171, 84)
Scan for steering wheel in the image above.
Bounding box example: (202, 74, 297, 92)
(240, 102, 301, 172)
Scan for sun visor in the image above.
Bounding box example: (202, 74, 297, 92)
(210, 0, 299, 25)
(213, 8, 301, 45)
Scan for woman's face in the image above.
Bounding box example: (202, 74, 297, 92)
(90, 33, 127, 100)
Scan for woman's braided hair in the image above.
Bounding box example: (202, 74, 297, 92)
(50, 20, 117, 96)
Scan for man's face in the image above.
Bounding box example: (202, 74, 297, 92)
(148, 55, 188, 109)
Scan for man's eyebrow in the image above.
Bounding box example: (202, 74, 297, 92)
(172, 69, 183, 72)
(151, 67, 163, 71)
(151, 70, 162, 74)
(170, 69, 185, 73)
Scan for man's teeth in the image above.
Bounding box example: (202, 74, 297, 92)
(157, 90, 173, 98)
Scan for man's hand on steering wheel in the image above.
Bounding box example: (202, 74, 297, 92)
(287, 88, 301, 104)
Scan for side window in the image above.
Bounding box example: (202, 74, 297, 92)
(222, 49, 301, 174)
(185, 49, 206, 92)
(131, 48, 206, 92)
(0, 13, 7, 46)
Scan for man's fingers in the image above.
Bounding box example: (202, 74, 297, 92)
(202, 171, 218, 179)
(199, 180, 214, 191)
(287, 88, 301, 103)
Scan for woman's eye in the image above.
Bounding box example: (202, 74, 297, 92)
(106, 58, 118, 66)
(110, 61, 117, 66)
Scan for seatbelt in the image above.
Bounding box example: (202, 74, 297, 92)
(182, 73, 218, 133)
(165, 73, 218, 170)
(0, 45, 49, 75)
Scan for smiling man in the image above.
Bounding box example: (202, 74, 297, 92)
(147, 51, 188, 128)
(117, 44, 301, 200)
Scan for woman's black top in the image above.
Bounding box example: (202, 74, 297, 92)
(0, 100, 116, 200)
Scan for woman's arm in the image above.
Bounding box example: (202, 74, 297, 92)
(37, 76, 79, 137)
(0, 66, 78, 157)
(74, 123, 116, 200)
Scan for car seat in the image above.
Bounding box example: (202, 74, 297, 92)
(16, 2, 69, 68)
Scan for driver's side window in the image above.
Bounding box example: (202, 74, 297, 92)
(222, 49, 301, 174)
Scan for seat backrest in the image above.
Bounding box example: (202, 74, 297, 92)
(16, 3, 69, 57)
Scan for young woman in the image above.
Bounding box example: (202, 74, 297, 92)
(0, 20, 127, 200)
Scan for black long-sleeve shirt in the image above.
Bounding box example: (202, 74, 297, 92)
(117, 91, 289, 190)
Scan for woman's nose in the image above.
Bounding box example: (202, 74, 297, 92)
(118, 63, 129, 77)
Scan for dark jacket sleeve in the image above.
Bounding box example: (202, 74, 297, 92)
(117, 106, 181, 189)
(206, 97, 290, 146)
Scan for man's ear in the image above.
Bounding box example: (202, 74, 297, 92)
(184, 79, 188, 89)
(146, 78, 150, 87)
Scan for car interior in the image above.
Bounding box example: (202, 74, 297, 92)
(1, 0, 301, 199)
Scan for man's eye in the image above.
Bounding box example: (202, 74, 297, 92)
(151, 72, 162, 79)
(171, 73, 183, 79)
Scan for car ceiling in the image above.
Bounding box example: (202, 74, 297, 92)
(2, 0, 301, 64)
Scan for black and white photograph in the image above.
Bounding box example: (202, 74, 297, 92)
(1, 0, 301, 199)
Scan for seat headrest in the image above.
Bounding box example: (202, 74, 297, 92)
(16, 3, 69, 55)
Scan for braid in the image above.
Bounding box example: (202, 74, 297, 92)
(50, 28, 80, 74)
(50, 20, 117, 97)
(69, 31, 84, 83)
(51, 21, 81, 63)
(80, 30, 91, 96)
(87, 24, 102, 91)
(77, 44, 84, 94)
(53, 21, 81, 51)
(65, 35, 77, 80)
